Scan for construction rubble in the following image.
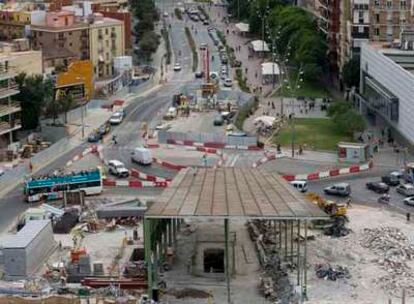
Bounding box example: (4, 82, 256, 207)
(247, 220, 296, 304)
(360, 226, 414, 297)
(315, 263, 350, 281)
(324, 216, 351, 238)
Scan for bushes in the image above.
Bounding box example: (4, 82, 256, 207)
(174, 8, 182, 20)
(161, 27, 172, 64)
(235, 97, 259, 130)
(327, 101, 366, 135)
(235, 68, 250, 93)
(185, 27, 198, 72)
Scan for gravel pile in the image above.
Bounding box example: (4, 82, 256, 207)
(360, 227, 414, 297)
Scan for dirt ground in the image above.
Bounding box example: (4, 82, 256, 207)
(305, 205, 414, 304)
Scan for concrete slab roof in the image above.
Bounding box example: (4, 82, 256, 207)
(145, 168, 328, 220)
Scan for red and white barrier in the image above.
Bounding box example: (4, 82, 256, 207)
(166, 139, 261, 151)
(65, 145, 98, 167)
(282, 161, 374, 182)
(103, 178, 169, 188)
(152, 157, 186, 170)
(130, 168, 172, 182)
(252, 151, 285, 168)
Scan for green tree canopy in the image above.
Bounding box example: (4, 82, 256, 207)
(342, 56, 360, 89)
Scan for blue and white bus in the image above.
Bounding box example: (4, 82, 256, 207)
(24, 168, 103, 202)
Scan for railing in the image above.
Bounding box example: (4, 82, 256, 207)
(0, 82, 19, 98)
(0, 102, 21, 117)
(0, 119, 21, 133)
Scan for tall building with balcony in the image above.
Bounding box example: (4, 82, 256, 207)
(0, 62, 21, 148)
(370, 0, 412, 42)
(318, 0, 341, 74)
(88, 13, 124, 78)
(30, 11, 90, 73)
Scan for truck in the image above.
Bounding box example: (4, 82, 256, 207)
(131, 147, 152, 165)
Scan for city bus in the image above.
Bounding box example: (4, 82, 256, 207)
(24, 168, 103, 203)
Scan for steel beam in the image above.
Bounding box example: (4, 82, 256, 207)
(297, 219, 300, 286)
(225, 219, 231, 304)
(303, 220, 308, 298)
(144, 218, 153, 299)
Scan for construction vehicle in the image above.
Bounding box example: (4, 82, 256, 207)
(305, 193, 347, 217)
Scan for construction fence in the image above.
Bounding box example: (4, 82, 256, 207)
(157, 130, 258, 147)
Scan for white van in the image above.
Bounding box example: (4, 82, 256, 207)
(290, 180, 308, 193)
(131, 147, 152, 165)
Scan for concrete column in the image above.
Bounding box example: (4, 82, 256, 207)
(278, 221, 282, 250)
(168, 220, 173, 246)
(224, 219, 231, 304)
(290, 221, 294, 262)
(297, 220, 300, 286)
(284, 220, 288, 260)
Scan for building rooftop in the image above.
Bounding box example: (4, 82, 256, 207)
(369, 42, 414, 75)
(31, 22, 88, 31)
(2, 220, 51, 249)
(146, 167, 328, 220)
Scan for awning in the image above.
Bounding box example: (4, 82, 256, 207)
(261, 62, 280, 75)
(254, 115, 277, 127)
(235, 22, 249, 33)
(250, 40, 270, 52)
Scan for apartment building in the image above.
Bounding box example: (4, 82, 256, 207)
(0, 9, 46, 41)
(370, 0, 412, 42)
(0, 39, 43, 76)
(88, 14, 124, 78)
(30, 11, 90, 72)
(0, 63, 21, 148)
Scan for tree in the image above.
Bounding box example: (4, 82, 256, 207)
(335, 109, 366, 135)
(138, 31, 160, 63)
(327, 100, 351, 118)
(342, 56, 360, 89)
(60, 93, 75, 124)
(14, 73, 54, 130)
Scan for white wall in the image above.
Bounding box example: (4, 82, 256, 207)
(361, 44, 414, 144)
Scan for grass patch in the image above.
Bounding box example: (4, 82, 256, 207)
(161, 27, 171, 65)
(274, 78, 329, 99)
(235, 68, 250, 93)
(273, 118, 353, 151)
(235, 98, 259, 130)
(185, 27, 198, 72)
(174, 8, 182, 20)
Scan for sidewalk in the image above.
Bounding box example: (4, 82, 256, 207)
(209, 6, 275, 96)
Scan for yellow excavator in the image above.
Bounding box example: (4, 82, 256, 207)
(305, 193, 347, 216)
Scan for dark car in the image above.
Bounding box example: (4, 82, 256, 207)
(231, 60, 242, 68)
(381, 175, 400, 186)
(98, 123, 111, 136)
(195, 71, 204, 78)
(88, 131, 102, 143)
(366, 182, 390, 194)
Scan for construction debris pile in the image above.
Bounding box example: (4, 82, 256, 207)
(324, 216, 351, 237)
(360, 227, 414, 297)
(247, 220, 296, 303)
(315, 263, 350, 281)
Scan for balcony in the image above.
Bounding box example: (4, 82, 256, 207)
(0, 82, 19, 99)
(0, 119, 22, 136)
(0, 102, 21, 118)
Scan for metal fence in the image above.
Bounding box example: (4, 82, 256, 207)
(158, 130, 257, 147)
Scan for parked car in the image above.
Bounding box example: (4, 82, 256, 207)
(290, 180, 308, 193)
(108, 160, 129, 178)
(390, 170, 404, 179)
(200, 43, 208, 50)
(323, 183, 351, 196)
(131, 147, 152, 165)
(223, 78, 233, 87)
(232, 60, 242, 68)
(195, 71, 204, 78)
(404, 196, 414, 206)
(87, 131, 102, 143)
(228, 131, 247, 137)
(203, 20, 209, 25)
(381, 175, 400, 186)
(173, 62, 182, 71)
(366, 182, 390, 194)
(213, 115, 224, 126)
(396, 183, 414, 196)
(109, 111, 124, 125)
(98, 123, 111, 136)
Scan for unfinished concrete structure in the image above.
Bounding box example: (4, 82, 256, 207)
(144, 167, 328, 302)
(2, 220, 55, 279)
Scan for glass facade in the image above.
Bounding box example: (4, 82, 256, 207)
(361, 74, 399, 122)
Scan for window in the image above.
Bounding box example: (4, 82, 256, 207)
(375, 27, 380, 36)
(386, 0, 392, 8)
(69, 32, 72, 35)
(65, 17, 68, 26)
(106, 52, 109, 60)
(374, 0, 380, 7)
(69, 42, 72, 46)
(401, 0, 407, 8)
(39, 31, 42, 37)
(376, 14, 380, 22)
(105, 28, 108, 35)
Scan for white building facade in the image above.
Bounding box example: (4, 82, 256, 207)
(356, 43, 414, 147)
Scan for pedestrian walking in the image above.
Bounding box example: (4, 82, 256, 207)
(272, 101, 275, 109)
(255, 72, 258, 78)
(245, 67, 248, 74)
(346, 198, 352, 208)
(112, 135, 118, 145)
(407, 212, 411, 222)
